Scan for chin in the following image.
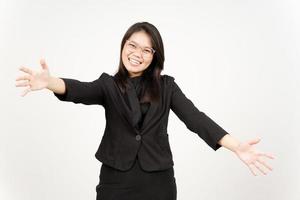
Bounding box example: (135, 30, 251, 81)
(125, 66, 143, 74)
(128, 70, 143, 75)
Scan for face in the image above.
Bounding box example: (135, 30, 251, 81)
(122, 31, 154, 77)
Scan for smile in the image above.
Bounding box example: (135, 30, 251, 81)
(128, 58, 142, 66)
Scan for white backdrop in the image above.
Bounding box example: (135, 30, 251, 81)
(1, 0, 299, 199)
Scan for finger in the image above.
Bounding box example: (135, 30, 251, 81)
(19, 66, 33, 75)
(257, 152, 275, 159)
(253, 161, 267, 175)
(247, 164, 257, 176)
(40, 58, 48, 70)
(257, 158, 273, 171)
(16, 74, 31, 81)
(248, 138, 261, 145)
(15, 80, 30, 87)
(21, 87, 31, 97)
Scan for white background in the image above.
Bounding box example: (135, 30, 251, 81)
(1, 0, 299, 199)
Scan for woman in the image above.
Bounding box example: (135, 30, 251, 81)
(15, 22, 274, 200)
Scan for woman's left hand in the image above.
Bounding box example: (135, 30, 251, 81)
(234, 138, 275, 176)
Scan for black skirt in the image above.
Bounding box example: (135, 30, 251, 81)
(96, 156, 177, 200)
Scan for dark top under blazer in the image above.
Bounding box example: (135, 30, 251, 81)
(54, 73, 229, 172)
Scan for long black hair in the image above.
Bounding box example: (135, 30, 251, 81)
(114, 22, 165, 103)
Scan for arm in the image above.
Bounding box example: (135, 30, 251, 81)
(51, 74, 106, 106)
(169, 77, 275, 176)
(170, 77, 229, 151)
(15, 58, 106, 105)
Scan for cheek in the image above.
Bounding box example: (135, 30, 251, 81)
(121, 51, 129, 64)
(144, 58, 153, 67)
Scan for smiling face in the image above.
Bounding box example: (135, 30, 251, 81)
(121, 31, 154, 77)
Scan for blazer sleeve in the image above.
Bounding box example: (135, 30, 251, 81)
(170, 77, 229, 151)
(53, 73, 106, 106)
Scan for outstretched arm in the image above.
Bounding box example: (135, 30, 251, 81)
(16, 58, 106, 106)
(170, 78, 229, 151)
(169, 77, 275, 176)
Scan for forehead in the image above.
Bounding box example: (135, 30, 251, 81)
(128, 31, 152, 48)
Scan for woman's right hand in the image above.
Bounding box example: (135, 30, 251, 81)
(15, 58, 51, 97)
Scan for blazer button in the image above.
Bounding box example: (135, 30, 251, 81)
(135, 134, 141, 141)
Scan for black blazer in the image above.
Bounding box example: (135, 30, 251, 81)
(54, 73, 229, 171)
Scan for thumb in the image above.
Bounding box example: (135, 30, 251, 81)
(248, 138, 261, 145)
(40, 58, 48, 70)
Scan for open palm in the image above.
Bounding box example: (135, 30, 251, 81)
(235, 138, 275, 176)
(15, 59, 50, 96)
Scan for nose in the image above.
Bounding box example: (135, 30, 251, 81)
(132, 50, 143, 59)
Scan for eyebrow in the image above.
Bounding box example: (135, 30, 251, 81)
(129, 40, 152, 49)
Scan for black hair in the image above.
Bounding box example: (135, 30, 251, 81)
(114, 22, 165, 103)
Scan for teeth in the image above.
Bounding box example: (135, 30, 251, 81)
(129, 58, 141, 65)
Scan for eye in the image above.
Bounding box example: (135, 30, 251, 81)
(143, 48, 152, 54)
(128, 43, 136, 48)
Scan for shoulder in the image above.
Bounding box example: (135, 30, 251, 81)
(160, 74, 176, 86)
(160, 74, 180, 94)
(161, 74, 175, 81)
(97, 72, 116, 84)
(99, 72, 112, 79)
(95, 72, 116, 90)
(160, 74, 183, 94)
